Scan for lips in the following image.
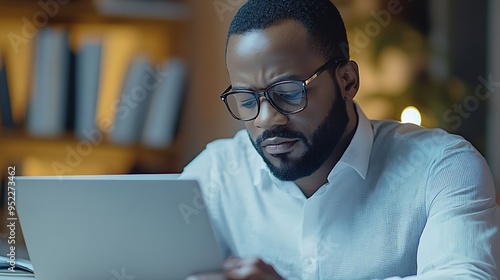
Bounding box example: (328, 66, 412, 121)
(261, 137, 299, 155)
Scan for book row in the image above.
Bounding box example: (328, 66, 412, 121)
(0, 27, 186, 148)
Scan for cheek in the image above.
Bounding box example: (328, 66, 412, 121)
(288, 113, 319, 137)
(307, 76, 338, 111)
(292, 85, 336, 131)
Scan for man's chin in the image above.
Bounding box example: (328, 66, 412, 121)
(251, 134, 311, 181)
(266, 151, 296, 165)
(263, 155, 305, 181)
(268, 165, 304, 181)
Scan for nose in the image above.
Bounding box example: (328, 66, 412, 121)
(253, 99, 288, 129)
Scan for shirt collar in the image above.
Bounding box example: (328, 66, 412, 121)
(250, 103, 374, 184)
(329, 104, 373, 180)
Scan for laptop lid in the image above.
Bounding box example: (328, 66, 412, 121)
(15, 175, 224, 280)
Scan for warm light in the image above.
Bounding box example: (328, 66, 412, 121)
(401, 106, 422, 126)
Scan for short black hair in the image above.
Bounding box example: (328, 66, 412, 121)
(226, 0, 349, 61)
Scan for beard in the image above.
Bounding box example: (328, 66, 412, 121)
(250, 82, 349, 182)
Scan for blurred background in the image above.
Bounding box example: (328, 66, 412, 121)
(0, 0, 498, 202)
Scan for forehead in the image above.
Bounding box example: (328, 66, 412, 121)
(227, 20, 310, 57)
(226, 20, 324, 87)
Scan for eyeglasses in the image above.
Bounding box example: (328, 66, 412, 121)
(220, 58, 345, 121)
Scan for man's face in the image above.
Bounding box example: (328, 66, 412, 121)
(226, 20, 349, 181)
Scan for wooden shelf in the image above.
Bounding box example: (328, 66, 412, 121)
(0, 130, 177, 176)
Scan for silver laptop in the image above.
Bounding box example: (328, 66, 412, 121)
(15, 175, 224, 280)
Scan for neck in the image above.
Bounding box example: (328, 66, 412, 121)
(294, 105, 358, 198)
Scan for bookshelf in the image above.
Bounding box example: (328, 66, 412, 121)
(0, 0, 188, 176)
(0, 131, 177, 175)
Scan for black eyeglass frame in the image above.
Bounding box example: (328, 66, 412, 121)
(220, 58, 346, 121)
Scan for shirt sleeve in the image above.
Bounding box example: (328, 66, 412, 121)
(383, 140, 500, 279)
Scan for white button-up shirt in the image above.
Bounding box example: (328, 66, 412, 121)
(180, 106, 499, 279)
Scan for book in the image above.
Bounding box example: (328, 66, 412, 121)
(74, 39, 102, 141)
(141, 58, 187, 148)
(26, 28, 70, 137)
(65, 50, 77, 131)
(0, 53, 15, 129)
(109, 55, 153, 145)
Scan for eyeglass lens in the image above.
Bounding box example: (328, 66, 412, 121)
(225, 81, 306, 120)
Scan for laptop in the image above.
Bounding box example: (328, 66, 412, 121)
(15, 175, 224, 280)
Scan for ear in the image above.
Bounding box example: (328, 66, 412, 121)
(336, 61, 360, 101)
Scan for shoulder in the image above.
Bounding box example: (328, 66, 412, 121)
(368, 120, 494, 198)
(369, 119, 488, 175)
(370, 119, 476, 157)
(372, 120, 495, 212)
(180, 129, 257, 180)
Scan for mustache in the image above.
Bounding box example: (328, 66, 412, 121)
(255, 129, 308, 147)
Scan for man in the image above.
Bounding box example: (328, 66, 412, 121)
(182, 0, 500, 279)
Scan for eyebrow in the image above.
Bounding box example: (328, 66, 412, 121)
(231, 74, 303, 91)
